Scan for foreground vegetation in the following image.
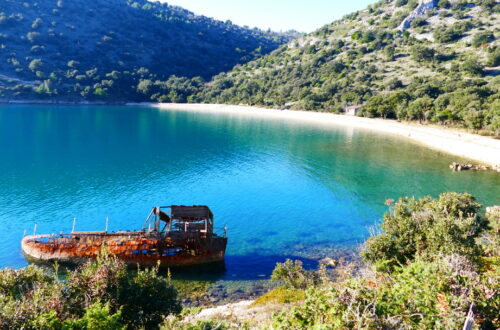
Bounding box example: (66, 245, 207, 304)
(170, 193, 498, 329)
(268, 193, 498, 329)
(0, 193, 497, 328)
(0, 253, 181, 329)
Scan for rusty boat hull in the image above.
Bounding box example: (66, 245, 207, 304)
(22, 231, 227, 268)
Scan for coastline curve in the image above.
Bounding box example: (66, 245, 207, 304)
(130, 103, 500, 169)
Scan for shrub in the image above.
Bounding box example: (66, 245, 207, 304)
(362, 193, 486, 269)
(272, 256, 496, 329)
(120, 266, 181, 328)
(487, 46, 500, 66)
(28, 59, 43, 72)
(433, 22, 471, 43)
(437, 0, 451, 9)
(410, 45, 435, 62)
(461, 57, 484, 76)
(0, 252, 181, 329)
(26, 31, 41, 43)
(472, 31, 495, 47)
(395, 0, 408, 7)
(271, 259, 323, 289)
(386, 78, 403, 90)
(270, 192, 498, 329)
(410, 17, 427, 28)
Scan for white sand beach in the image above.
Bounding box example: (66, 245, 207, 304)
(133, 103, 500, 168)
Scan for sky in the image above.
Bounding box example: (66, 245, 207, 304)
(160, 0, 376, 33)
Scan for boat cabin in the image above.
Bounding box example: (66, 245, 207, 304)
(144, 205, 215, 235)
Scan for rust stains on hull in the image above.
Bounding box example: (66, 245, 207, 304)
(21, 205, 228, 268)
(22, 232, 227, 267)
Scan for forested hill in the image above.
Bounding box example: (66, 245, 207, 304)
(0, 0, 294, 102)
(199, 0, 499, 134)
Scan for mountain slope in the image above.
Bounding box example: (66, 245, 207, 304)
(198, 0, 499, 134)
(0, 0, 292, 101)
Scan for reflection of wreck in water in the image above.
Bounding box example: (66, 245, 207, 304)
(22, 205, 228, 268)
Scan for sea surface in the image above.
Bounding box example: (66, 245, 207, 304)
(1, 105, 499, 284)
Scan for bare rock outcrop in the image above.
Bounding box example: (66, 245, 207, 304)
(398, 0, 436, 32)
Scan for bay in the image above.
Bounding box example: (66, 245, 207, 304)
(0, 104, 498, 281)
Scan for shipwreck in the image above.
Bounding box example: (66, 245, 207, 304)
(21, 205, 227, 268)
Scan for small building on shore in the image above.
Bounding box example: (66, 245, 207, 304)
(345, 105, 361, 116)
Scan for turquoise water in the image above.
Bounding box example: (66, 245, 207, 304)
(0, 105, 499, 280)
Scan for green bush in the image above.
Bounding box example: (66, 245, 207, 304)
(362, 193, 487, 269)
(461, 57, 484, 76)
(395, 0, 408, 7)
(486, 46, 500, 66)
(270, 192, 498, 329)
(410, 17, 427, 28)
(410, 45, 436, 62)
(272, 257, 486, 329)
(121, 267, 181, 328)
(0, 252, 181, 329)
(271, 259, 324, 289)
(472, 32, 495, 47)
(433, 22, 471, 43)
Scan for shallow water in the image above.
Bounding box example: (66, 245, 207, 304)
(0, 105, 498, 282)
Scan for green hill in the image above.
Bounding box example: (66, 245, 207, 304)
(0, 0, 293, 102)
(198, 0, 499, 134)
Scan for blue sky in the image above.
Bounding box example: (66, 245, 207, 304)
(161, 0, 376, 32)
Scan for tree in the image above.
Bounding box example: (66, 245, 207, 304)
(93, 87, 108, 98)
(481, 0, 498, 13)
(437, 0, 451, 9)
(463, 102, 484, 130)
(461, 57, 484, 77)
(28, 59, 43, 72)
(386, 78, 403, 91)
(410, 45, 435, 63)
(384, 45, 395, 61)
(433, 26, 462, 43)
(26, 31, 41, 43)
(410, 17, 427, 28)
(486, 46, 500, 67)
(407, 96, 434, 122)
(137, 79, 154, 96)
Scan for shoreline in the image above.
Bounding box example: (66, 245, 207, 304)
(3, 100, 499, 167)
(136, 103, 500, 168)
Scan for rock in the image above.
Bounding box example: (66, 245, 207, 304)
(449, 162, 490, 171)
(398, 0, 436, 32)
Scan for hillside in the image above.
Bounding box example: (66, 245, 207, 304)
(0, 0, 293, 102)
(198, 0, 499, 134)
